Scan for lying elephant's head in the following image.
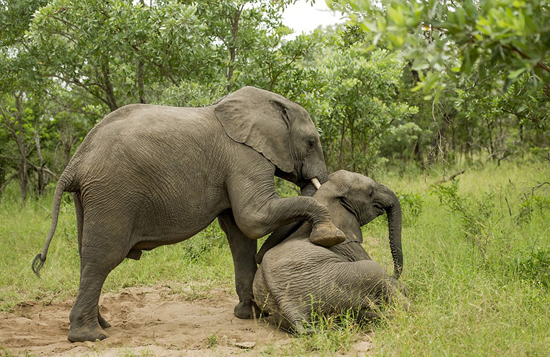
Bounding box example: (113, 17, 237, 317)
(315, 170, 403, 279)
(214, 86, 328, 188)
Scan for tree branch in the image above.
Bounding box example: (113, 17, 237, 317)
(435, 169, 466, 184)
(0, 173, 18, 194)
(27, 162, 59, 180)
(501, 45, 550, 74)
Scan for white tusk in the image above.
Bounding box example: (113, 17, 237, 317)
(311, 178, 321, 190)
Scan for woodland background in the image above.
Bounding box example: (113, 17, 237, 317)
(1, 0, 548, 199)
(0, 1, 549, 356)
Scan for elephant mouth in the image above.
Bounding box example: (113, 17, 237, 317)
(275, 168, 298, 183)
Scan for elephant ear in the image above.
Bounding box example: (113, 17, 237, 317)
(214, 86, 294, 173)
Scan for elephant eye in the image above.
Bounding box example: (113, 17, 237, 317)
(308, 138, 316, 149)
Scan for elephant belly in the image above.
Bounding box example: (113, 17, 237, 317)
(79, 175, 229, 252)
(129, 201, 224, 247)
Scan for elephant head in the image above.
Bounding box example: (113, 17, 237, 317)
(214, 86, 328, 186)
(256, 171, 403, 277)
(317, 170, 403, 279)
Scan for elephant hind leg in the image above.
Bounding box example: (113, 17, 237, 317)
(68, 234, 128, 342)
(270, 312, 305, 333)
(73, 193, 113, 332)
(357, 308, 382, 322)
(68, 260, 124, 342)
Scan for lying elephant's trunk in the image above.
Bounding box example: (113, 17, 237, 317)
(383, 187, 403, 279)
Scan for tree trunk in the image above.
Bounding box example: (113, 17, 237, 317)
(338, 116, 346, 169)
(14, 94, 28, 201)
(137, 60, 146, 104)
(226, 7, 242, 93)
(34, 131, 47, 196)
(414, 138, 425, 171)
(428, 108, 457, 165)
(487, 121, 495, 161)
(349, 116, 355, 171)
(0, 156, 5, 191)
(101, 58, 119, 112)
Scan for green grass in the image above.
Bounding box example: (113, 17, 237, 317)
(360, 159, 550, 357)
(1, 159, 549, 356)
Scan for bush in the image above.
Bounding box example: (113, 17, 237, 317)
(513, 247, 550, 288)
(397, 191, 424, 225)
(431, 179, 496, 257)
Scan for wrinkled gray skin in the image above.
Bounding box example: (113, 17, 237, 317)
(253, 170, 409, 333)
(32, 86, 346, 343)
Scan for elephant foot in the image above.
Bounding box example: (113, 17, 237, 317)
(234, 300, 261, 319)
(67, 324, 108, 343)
(309, 221, 346, 247)
(98, 312, 111, 329)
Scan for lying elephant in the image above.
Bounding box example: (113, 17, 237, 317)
(32, 86, 346, 342)
(253, 170, 410, 332)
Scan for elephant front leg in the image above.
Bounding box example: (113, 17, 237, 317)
(229, 168, 345, 247)
(98, 311, 111, 329)
(218, 210, 260, 319)
(236, 195, 346, 248)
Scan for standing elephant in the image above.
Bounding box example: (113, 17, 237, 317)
(32, 86, 346, 342)
(253, 170, 409, 333)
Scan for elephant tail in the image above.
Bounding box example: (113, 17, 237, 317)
(32, 169, 76, 278)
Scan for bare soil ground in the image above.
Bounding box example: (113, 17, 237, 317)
(0, 285, 373, 356)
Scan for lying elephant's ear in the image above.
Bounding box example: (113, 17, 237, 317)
(214, 86, 294, 173)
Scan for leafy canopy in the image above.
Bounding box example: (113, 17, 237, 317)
(330, 0, 550, 99)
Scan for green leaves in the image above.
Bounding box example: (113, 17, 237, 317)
(26, 0, 222, 111)
(335, 0, 550, 98)
(281, 27, 418, 174)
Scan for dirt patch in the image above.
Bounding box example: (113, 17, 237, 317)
(0, 286, 376, 356)
(0, 285, 373, 356)
(1, 286, 292, 356)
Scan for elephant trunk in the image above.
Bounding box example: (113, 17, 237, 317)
(297, 171, 327, 191)
(301, 181, 318, 197)
(384, 189, 403, 279)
